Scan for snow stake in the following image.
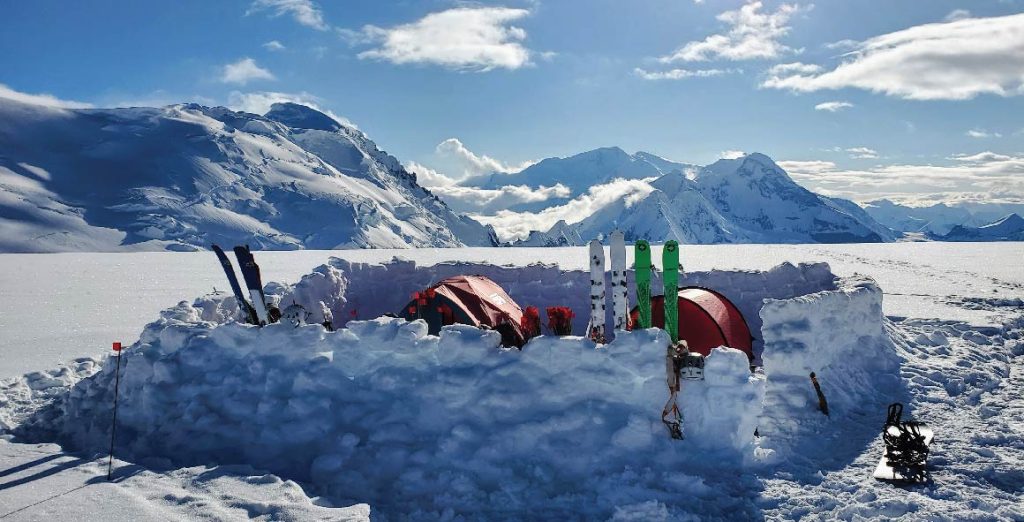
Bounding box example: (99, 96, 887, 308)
(107, 341, 125, 480)
(809, 372, 829, 416)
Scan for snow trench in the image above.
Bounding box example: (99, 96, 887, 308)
(8, 259, 903, 519)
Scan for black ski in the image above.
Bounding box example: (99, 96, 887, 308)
(212, 244, 259, 325)
(233, 245, 271, 325)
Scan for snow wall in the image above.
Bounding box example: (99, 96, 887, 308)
(8, 259, 902, 519)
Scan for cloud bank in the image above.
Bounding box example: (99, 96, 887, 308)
(762, 13, 1024, 100)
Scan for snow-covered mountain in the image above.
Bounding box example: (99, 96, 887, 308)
(462, 146, 696, 210)
(863, 199, 1024, 236)
(0, 98, 497, 252)
(517, 153, 894, 245)
(938, 213, 1024, 242)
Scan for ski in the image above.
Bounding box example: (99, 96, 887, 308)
(587, 239, 607, 342)
(610, 230, 629, 331)
(635, 240, 652, 329)
(663, 240, 680, 342)
(233, 245, 271, 325)
(212, 244, 259, 325)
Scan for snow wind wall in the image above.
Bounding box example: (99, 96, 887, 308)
(758, 276, 903, 453)
(272, 258, 838, 362)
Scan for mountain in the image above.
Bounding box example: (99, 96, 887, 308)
(938, 213, 1024, 242)
(461, 147, 696, 211)
(863, 199, 1024, 236)
(516, 153, 893, 245)
(0, 98, 497, 252)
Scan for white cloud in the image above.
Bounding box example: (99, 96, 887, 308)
(846, 146, 878, 159)
(220, 58, 276, 85)
(0, 83, 92, 109)
(247, 0, 327, 30)
(777, 151, 1024, 203)
(966, 128, 1002, 138)
(435, 138, 532, 178)
(472, 179, 657, 241)
(762, 13, 1024, 100)
(263, 40, 286, 51)
(353, 7, 535, 71)
(633, 67, 738, 80)
(431, 183, 572, 214)
(719, 150, 746, 159)
(944, 9, 972, 22)
(824, 39, 858, 51)
(659, 1, 807, 63)
(226, 90, 356, 128)
(404, 161, 457, 188)
(814, 100, 853, 112)
(766, 62, 822, 75)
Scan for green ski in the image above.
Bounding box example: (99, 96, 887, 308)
(663, 240, 680, 342)
(635, 240, 652, 328)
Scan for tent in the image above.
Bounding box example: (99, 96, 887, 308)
(399, 275, 528, 348)
(629, 287, 754, 360)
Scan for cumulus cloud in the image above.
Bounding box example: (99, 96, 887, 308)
(633, 67, 738, 80)
(435, 138, 533, 179)
(263, 40, 286, 51)
(846, 146, 878, 159)
(472, 179, 657, 241)
(719, 150, 746, 159)
(352, 7, 535, 71)
(226, 90, 356, 128)
(762, 13, 1024, 100)
(431, 184, 572, 214)
(404, 161, 458, 188)
(0, 83, 92, 109)
(966, 128, 1002, 138)
(659, 1, 807, 63)
(247, 0, 327, 30)
(220, 58, 276, 85)
(814, 100, 853, 112)
(777, 151, 1024, 203)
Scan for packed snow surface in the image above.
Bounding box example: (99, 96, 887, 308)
(0, 243, 1021, 520)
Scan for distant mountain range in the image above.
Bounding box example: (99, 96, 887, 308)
(938, 213, 1024, 242)
(515, 153, 894, 246)
(0, 95, 1018, 252)
(0, 98, 497, 252)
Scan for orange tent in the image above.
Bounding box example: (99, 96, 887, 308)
(399, 275, 528, 347)
(629, 287, 754, 360)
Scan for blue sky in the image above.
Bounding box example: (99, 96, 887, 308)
(2, 0, 1022, 205)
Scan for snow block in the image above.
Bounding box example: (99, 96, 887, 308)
(679, 347, 765, 456)
(758, 275, 901, 451)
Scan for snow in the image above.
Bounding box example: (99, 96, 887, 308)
(0, 98, 496, 252)
(0, 243, 1022, 520)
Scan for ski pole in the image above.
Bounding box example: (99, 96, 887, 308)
(107, 341, 124, 480)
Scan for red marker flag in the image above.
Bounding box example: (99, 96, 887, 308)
(112, 342, 122, 352)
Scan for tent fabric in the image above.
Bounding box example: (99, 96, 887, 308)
(629, 287, 753, 360)
(399, 275, 528, 347)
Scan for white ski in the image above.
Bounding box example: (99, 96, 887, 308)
(610, 230, 629, 331)
(587, 239, 607, 342)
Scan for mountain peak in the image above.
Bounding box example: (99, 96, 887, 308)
(264, 102, 342, 132)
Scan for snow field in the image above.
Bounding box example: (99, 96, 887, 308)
(4, 258, 902, 519)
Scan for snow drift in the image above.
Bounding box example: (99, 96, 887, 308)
(6, 258, 906, 519)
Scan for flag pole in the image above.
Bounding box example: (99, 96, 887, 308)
(107, 341, 124, 480)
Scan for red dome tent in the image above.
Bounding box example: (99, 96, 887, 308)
(399, 275, 528, 348)
(629, 287, 754, 360)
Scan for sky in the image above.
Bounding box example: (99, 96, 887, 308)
(1, 0, 1023, 207)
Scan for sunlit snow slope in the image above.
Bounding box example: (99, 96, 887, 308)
(0, 98, 497, 252)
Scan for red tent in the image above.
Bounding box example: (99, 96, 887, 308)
(629, 287, 754, 360)
(399, 275, 528, 347)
